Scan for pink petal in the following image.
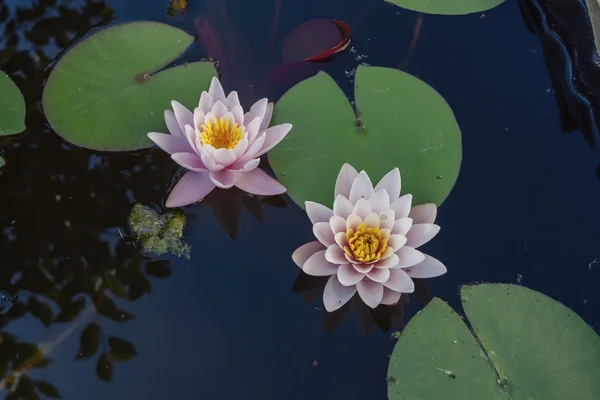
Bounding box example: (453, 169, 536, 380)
(292, 240, 324, 268)
(211, 100, 228, 118)
(382, 268, 415, 293)
(404, 254, 447, 278)
(171, 101, 193, 134)
(363, 213, 380, 228)
(356, 278, 384, 308)
(196, 145, 223, 172)
(349, 171, 374, 204)
(245, 117, 262, 144)
(233, 137, 249, 159)
(409, 203, 438, 224)
(212, 148, 237, 167)
(165, 171, 216, 208)
(392, 217, 413, 235)
(369, 190, 390, 214)
(193, 108, 206, 129)
(323, 275, 356, 312)
(405, 224, 440, 248)
(184, 125, 201, 157)
(333, 195, 353, 218)
(208, 77, 226, 104)
(329, 216, 346, 234)
(292, 241, 325, 268)
(237, 132, 265, 164)
(366, 267, 390, 283)
(305, 201, 333, 224)
(198, 92, 213, 114)
(396, 247, 425, 268)
(313, 222, 334, 246)
(209, 170, 240, 189)
(353, 263, 374, 274)
(379, 209, 395, 230)
(171, 152, 208, 172)
(335, 163, 358, 198)
(148, 132, 191, 155)
(380, 287, 402, 305)
(352, 198, 372, 219)
(391, 194, 412, 218)
(229, 158, 260, 172)
(260, 102, 274, 131)
(387, 234, 407, 251)
(334, 232, 348, 248)
(231, 104, 244, 125)
(337, 263, 365, 286)
(325, 245, 347, 264)
(234, 168, 286, 195)
(225, 91, 240, 109)
(373, 253, 399, 268)
(346, 214, 362, 231)
(303, 250, 339, 276)
(244, 98, 268, 125)
(374, 168, 401, 201)
(253, 123, 293, 158)
(165, 109, 184, 137)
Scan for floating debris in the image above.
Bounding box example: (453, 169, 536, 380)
(391, 331, 402, 339)
(127, 203, 191, 259)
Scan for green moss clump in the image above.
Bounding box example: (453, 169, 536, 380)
(127, 203, 191, 259)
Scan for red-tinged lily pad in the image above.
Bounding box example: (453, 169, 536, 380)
(282, 19, 350, 63)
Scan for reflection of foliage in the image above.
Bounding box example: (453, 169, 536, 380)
(128, 203, 190, 259)
(292, 271, 432, 334)
(0, 0, 178, 398)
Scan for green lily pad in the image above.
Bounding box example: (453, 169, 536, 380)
(0, 156, 5, 168)
(0, 71, 26, 136)
(384, 0, 505, 15)
(42, 21, 217, 151)
(387, 284, 600, 399)
(269, 66, 462, 209)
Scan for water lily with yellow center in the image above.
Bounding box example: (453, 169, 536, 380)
(148, 77, 292, 207)
(292, 163, 447, 311)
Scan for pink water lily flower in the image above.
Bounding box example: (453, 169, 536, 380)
(148, 77, 292, 207)
(292, 163, 447, 312)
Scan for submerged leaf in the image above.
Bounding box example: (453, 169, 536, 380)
(94, 295, 135, 322)
(96, 353, 113, 382)
(282, 19, 350, 63)
(34, 381, 61, 398)
(0, 156, 5, 168)
(76, 322, 101, 360)
(108, 337, 137, 362)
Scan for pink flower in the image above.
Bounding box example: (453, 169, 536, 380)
(292, 163, 447, 312)
(148, 77, 292, 207)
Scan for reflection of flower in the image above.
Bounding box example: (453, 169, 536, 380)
(148, 77, 292, 207)
(292, 164, 446, 311)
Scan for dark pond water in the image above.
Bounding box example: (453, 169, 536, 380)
(2, 0, 600, 399)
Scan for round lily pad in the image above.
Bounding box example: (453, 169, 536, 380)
(384, 0, 505, 15)
(42, 21, 217, 151)
(0, 156, 5, 168)
(269, 66, 462, 208)
(387, 284, 600, 399)
(0, 71, 26, 136)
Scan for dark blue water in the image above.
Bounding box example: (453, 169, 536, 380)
(2, 0, 600, 399)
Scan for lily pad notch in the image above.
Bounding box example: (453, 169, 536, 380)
(42, 21, 217, 151)
(269, 65, 462, 209)
(0, 71, 26, 137)
(387, 283, 600, 399)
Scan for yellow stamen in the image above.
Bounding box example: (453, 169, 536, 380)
(343, 222, 387, 263)
(199, 117, 244, 149)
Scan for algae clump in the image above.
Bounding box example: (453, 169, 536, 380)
(127, 203, 190, 259)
